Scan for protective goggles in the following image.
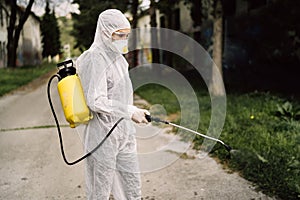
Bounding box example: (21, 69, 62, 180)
(112, 31, 130, 39)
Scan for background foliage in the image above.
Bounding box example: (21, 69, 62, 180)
(40, 2, 61, 58)
(223, 0, 300, 95)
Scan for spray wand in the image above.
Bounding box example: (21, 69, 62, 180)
(145, 115, 232, 152)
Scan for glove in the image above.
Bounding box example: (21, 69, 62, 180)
(131, 108, 150, 124)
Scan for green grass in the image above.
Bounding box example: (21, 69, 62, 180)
(135, 84, 300, 200)
(0, 63, 56, 96)
(136, 84, 181, 115)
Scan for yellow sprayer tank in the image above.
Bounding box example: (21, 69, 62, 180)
(57, 66, 92, 128)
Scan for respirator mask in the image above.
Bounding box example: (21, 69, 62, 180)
(112, 39, 129, 54)
(112, 30, 130, 54)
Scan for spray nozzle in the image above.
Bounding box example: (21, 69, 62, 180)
(145, 114, 169, 124)
(222, 143, 233, 152)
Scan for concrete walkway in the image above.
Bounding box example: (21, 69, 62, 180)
(0, 76, 277, 200)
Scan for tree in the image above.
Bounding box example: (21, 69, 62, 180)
(149, 0, 160, 65)
(40, 1, 61, 59)
(1, 0, 80, 67)
(224, 0, 300, 93)
(156, 0, 181, 68)
(129, 0, 139, 67)
(4, 0, 34, 67)
(210, 0, 224, 95)
(187, 0, 203, 43)
(185, 0, 225, 95)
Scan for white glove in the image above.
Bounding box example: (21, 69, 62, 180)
(131, 108, 150, 124)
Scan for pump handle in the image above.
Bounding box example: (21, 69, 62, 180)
(57, 59, 73, 69)
(57, 60, 76, 79)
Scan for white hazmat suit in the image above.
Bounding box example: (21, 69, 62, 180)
(76, 9, 145, 200)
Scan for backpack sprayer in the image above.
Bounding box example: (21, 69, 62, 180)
(47, 60, 124, 165)
(47, 60, 231, 166)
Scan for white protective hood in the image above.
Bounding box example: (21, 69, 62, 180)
(92, 9, 131, 53)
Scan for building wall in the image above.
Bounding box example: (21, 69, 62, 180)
(137, 14, 152, 49)
(135, 10, 161, 65)
(0, 4, 8, 68)
(0, 3, 42, 68)
(18, 15, 42, 66)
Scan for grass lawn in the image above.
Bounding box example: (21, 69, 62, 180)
(0, 63, 56, 97)
(136, 83, 300, 200)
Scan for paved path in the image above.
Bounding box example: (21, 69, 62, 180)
(0, 75, 277, 200)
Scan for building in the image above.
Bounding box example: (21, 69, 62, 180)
(0, 2, 42, 68)
(129, 1, 194, 67)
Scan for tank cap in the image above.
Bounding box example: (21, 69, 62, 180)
(57, 60, 76, 80)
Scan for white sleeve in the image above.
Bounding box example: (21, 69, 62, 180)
(127, 105, 138, 118)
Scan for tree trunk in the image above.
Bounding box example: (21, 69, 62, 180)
(6, 0, 34, 68)
(131, 0, 138, 67)
(7, 0, 17, 67)
(210, 0, 224, 96)
(163, 2, 173, 68)
(150, 0, 160, 65)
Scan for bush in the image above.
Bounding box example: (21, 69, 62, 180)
(275, 101, 300, 122)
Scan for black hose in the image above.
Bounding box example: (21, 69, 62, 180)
(47, 74, 124, 165)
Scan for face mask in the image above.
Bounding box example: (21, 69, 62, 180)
(112, 39, 129, 54)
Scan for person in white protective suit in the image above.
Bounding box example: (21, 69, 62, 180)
(76, 9, 149, 200)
